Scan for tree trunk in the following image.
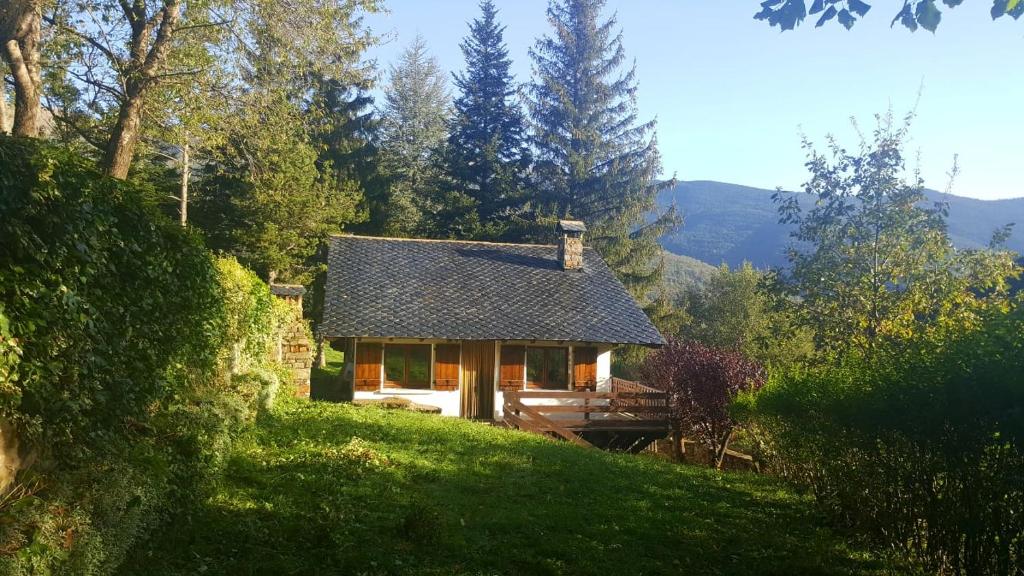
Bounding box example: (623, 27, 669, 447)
(314, 334, 326, 369)
(713, 428, 735, 470)
(179, 140, 189, 226)
(0, 85, 8, 134)
(0, 0, 42, 137)
(102, 89, 146, 179)
(100, 0, 181, 179)
(670, 429, 686, 462)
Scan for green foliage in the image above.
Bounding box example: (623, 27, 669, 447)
(775, 111, 1020, 355)
(0, 135, 223, 454)
(0, 138, 294, 574)
(193, 90, 364, 284)
(0, 445, 175, 575)
(439, 0, 532, 239)
(529, 0, 679, 302)
(729, 110, 1024, 575)
(659, 251, 718, 300)
(743, 305, 1024, 574)
(754, 0, 1022, 32)
(678, 263, 815, 370)
(214, 256, 279, 371)
(120, 397, 904, 575)
(373, 36, 451, 238)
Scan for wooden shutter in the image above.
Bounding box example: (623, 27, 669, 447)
(434, 344, 460, 391)
(499, 345, 525, 391)
(573, 346, 598, 391)
(354, 342, 382, 391)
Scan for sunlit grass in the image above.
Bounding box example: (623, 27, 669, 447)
(120, 397, 908, 575)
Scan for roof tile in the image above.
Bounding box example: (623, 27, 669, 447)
(321, 236, 664, 346)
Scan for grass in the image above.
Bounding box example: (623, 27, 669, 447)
(119, 398, 907, 576)
(310, 346, 350, 402)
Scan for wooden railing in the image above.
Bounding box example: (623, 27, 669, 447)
(608, 377, 669, 415)
(502, 378, 669, 448)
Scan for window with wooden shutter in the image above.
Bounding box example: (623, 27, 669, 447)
(354, 342, 382, 391)
(434, 344, 460, 391)
(526, 347, 569, 390)
(499, 345, 525, 391)
(383, 344, 431, 390)
(573, 346, 598, 391)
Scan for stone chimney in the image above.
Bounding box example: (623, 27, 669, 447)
(557, 220, 586, 270)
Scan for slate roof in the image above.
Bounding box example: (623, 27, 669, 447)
(322, 235, 664, 346)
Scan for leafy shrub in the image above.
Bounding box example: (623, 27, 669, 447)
(743, 306, 1024, 575)
(231, 366, 285, 417)
(640, 339, 765, 468)
(0, 137, 293, 574)
(676, 262, 815, 370)
(0, 136, 225, 456)
(215, 257, 277, 372)
(0, 443, 175, 574)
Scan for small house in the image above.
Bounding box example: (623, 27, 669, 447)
(321, 221, 666, 436)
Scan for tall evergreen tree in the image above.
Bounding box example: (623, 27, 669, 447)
(528, 0, 677, 300)
(376, 36, 450, 237)
(442, 0, 530, 239)
(187, 0, 381, 283)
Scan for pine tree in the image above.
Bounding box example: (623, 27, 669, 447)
(376, 36, 450, 237)
(528, 0, 678, 300)
(309, 74, 381, 228)
(442, 0, 530, 239)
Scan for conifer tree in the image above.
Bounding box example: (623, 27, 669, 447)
(376, 36, 450, 237)
(442, 0, 530, 239)
(528, 0, 677, 301)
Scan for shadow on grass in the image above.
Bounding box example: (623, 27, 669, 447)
(310, 347, 352, 403)
(119, 401, 904, 576)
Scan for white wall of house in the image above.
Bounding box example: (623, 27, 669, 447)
(596, 349, 612, 391)
(348, 338, 615, 420)
(350, 338, 462, 416)
(492, 343, 613, 420)
(353, 388, 463, 416)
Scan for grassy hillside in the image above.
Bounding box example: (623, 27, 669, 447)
(120, 398, 906, 576)
(658, 181, 1024, 269)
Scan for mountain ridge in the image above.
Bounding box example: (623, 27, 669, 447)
(657, 180, 1024, 269)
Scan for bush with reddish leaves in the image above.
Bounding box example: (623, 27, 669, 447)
(641, 339, 765, 469)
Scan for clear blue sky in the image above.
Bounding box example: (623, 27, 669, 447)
(364, 1, 1023, 200)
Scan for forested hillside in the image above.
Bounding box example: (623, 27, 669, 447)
(658, 181, 1024, 268)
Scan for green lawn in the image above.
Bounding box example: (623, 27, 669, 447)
(310, 346, 350, 402)
(120, 398, 906, 576)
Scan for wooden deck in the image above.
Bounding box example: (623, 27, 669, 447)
(502, 378, 670, 452)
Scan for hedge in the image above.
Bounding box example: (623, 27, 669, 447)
(742, 306, 1024, 575)
(0, 137, 292, 574)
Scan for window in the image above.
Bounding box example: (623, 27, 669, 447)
(383, 344, 431, 389)
(526, 347, 568, 390)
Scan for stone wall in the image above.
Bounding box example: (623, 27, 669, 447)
(270, 286, 312, 398)
(279, 322, 311, 397)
